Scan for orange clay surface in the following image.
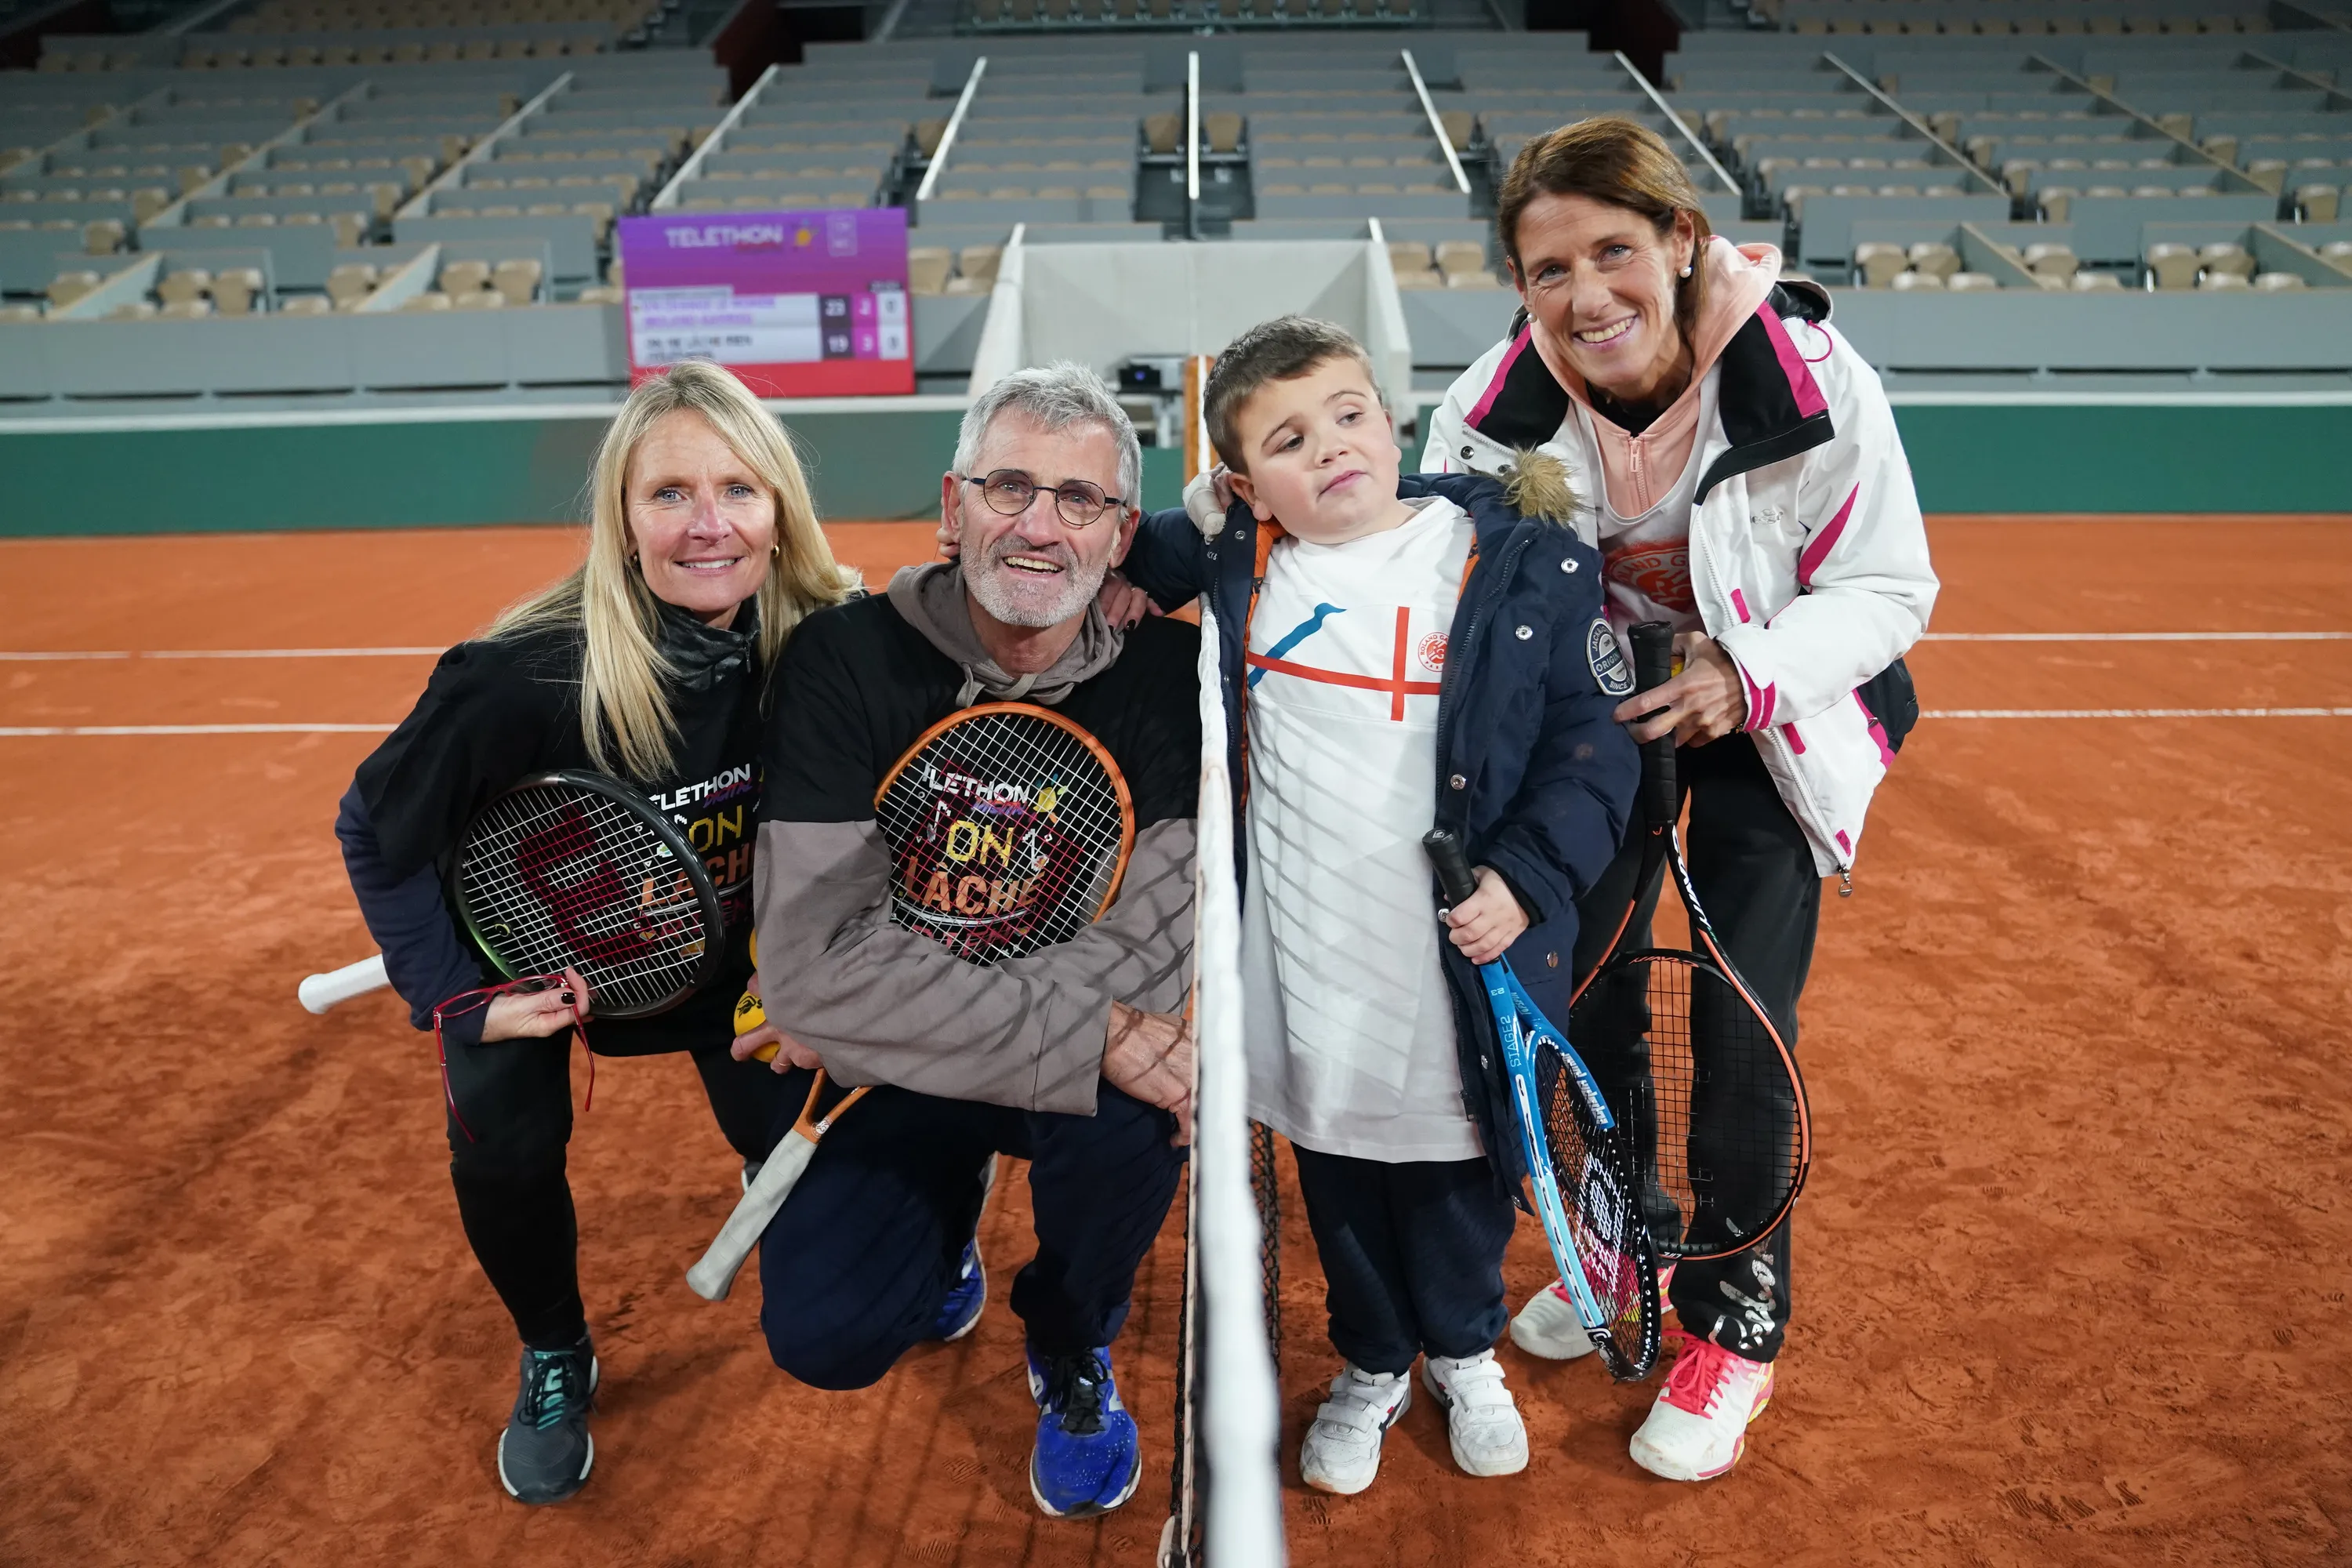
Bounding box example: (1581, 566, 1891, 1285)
(2, 517, 2349, 1566)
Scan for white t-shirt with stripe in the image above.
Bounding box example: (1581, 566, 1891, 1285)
(1238, 495, 1484, 1163)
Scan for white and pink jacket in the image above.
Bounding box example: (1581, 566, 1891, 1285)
(1420, 241, 1940, 879)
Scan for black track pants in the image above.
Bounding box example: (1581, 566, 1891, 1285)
(443, 1029, 788, 1350)
(1290, 1145, 1517, 1377)
(1570, 734, 1820, 1364)
(753, 1072, 1186, 1391)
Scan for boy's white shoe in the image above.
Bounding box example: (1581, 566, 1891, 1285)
(1299, 1363, 1413, 1495)
(1418, 1350, 1529, 1477)
(1628, 1338, 1774, 1482)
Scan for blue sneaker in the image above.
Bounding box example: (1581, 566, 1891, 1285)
(929, 1240, 986, 1341)
(1025, 1345, 1142, 1518)
(496, 1336, 597, 1504)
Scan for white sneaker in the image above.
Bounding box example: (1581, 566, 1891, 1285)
(1628, 1338, 1774, 1482)
(1509, 1262, 1677, 1361)
(1419, 1350, 1529, 1477)
(1298, 1363, 1413, 1495)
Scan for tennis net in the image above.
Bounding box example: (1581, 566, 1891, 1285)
(1160, 601, 1287, 1568)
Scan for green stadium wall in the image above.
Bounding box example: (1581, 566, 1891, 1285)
(0, 397, 2344, 535)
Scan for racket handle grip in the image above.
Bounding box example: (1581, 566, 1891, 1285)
(1628, 621, 1679, 827)
(299, 953, 390, 1014)
(687, 1131, 817, 1301)
(1421, 828, 1481, 906)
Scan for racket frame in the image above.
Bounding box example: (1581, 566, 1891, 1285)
(873, 701, 1138, 938)
(453, 768, 726, 1020)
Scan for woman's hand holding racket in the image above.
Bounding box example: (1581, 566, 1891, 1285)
(1613, 631, 1747, 746)
(728, 981, 822, 1072)
(1441, 866, 1528, 965)
(1104, 1000, 1194, 1146)
(477, 967, 590, 1042)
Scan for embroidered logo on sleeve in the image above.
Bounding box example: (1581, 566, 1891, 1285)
(1417, 633, 1447, 673)
(1586, 619, 1634, 697)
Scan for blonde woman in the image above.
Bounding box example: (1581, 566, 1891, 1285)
(333, 360, 857, 1506)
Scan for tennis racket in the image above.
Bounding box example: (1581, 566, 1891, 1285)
(687, 702, 1138, 1302)
(1569, 622, 1811, 1265)
(298, 770, 726, 1018)
(1423, 829, 1662, 1382)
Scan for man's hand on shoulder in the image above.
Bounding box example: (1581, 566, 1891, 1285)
(1103, 1000, 1193, 1146)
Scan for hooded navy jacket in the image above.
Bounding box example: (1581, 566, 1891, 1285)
(1123, 470, 1639, 1194)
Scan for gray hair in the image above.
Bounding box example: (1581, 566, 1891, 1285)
(954, 362, 1143, 510)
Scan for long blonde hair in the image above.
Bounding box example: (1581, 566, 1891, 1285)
(494, 359, 860, 781)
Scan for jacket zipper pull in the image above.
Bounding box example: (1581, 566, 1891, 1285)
(1838, 868, 1853, 898)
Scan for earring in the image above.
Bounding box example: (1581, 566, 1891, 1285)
(771, 542, 781, 559)
(1680, 260, 1693, 278)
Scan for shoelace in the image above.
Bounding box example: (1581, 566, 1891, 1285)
(518, 1348, 590, 1432)
(1038, 1352, 1109, 1436)
(1661, 1338, 1746, 1417)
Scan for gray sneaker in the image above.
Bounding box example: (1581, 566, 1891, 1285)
(497, 1337, 598, 1504)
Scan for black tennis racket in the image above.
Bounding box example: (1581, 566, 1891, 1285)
(452, 768, 725, 1018)
(1570, 622, 1812, 1265)
(688, 702, 1138, 1301)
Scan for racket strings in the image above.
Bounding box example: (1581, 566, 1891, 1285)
(875, 710, 1130, 963)
(1572, 955, 1803, 1260)
(459, 785, 714, 1014)
(1532, 1044, 1656, 1350)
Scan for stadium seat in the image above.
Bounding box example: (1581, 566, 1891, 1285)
(83, 219, 125, 255)
(2146, 242, 2198, 289)
(2022, 242, 2078, 284)
(1144, 114, 1180, 155)
(2198, 243, 2254, 281)
(402, 291, 454, 312)
(159, 297, 213, 320)
(1947, 271, 1999, 292)
(1889, 270, 1944, 290)
(1434, 240, 1486, 279)
(960, 245, 1004, 289)
(441, 260, 494, 296)
(1907, 241, 1959, 281)
(492, 259, 544, 306)
(2197, 270, 2249, 290)
(453, 289, 506, 310)
(2254, 271, 2307, 291)
(1204, 114, 1243, 154)
(212, 269, 263, 316)
(326, 264, 379, 308)
(158, 268, 213, 306)
(47, 270, 102, 307)
(107, 299, 160, 321)
(2073, 272, 2125, 292)
(909, 247, 953, 296)
(1855, 241, 1907, 287)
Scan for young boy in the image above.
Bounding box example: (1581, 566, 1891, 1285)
(1119, 317, 1638, 1494)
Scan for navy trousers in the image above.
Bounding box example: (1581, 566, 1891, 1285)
(755, 1069, 1186, 1392)
(1570, 733, 1819, 1363)
(1290, 1145, 1516, 1377)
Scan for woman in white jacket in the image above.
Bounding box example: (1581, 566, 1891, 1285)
(1421, 117, 1938, 1483)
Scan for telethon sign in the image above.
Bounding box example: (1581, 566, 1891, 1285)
(616, 207, 913, 397)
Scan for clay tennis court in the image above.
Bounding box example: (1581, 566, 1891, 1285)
(2, 516, 2347, 1566)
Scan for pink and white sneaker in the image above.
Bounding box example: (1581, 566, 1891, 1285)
(1507, 1262, 1675, 1362)
(1628, 1338, 1773, 1482)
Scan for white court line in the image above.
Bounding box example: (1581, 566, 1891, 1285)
(0, 648, 441, 661)
(1922, 632, 2352, 642)
(1926, 708, 2352, 719)
(0, 724, 395, 735)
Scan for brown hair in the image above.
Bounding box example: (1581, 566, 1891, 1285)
(1495, 115, 1715, 341)
(1202, 314, 1377, 474)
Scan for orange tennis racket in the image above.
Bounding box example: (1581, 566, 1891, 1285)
(688, 702, 1137, 1300)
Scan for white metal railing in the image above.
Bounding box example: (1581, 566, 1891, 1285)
(914, 55, 989, 205)
(1400, 49, 1470, 197)
(1186, 49, 1201, 205)
(653, 62, 780, 210)
(1615, 50, 1739, 197)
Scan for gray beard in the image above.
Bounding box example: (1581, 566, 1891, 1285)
(964, 546, 1106, 629)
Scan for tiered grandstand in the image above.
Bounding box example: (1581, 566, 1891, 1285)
(2, 0, 2347, 518)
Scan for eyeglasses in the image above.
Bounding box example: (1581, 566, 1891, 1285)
(956, 470, 1126, 529)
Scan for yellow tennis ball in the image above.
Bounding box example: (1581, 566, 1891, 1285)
(735, 987, 778, 1062)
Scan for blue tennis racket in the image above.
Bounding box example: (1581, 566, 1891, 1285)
(1424, 828, 1663, 1382)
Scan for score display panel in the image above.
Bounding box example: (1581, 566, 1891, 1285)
(616, 207, 914, 397)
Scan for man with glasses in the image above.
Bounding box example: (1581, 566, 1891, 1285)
(737, 362, 1200, 1520)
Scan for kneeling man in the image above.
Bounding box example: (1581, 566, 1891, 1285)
(740, 364, 1197, 1519)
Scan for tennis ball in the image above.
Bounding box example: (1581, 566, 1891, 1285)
(735, 987, 779, 1062)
